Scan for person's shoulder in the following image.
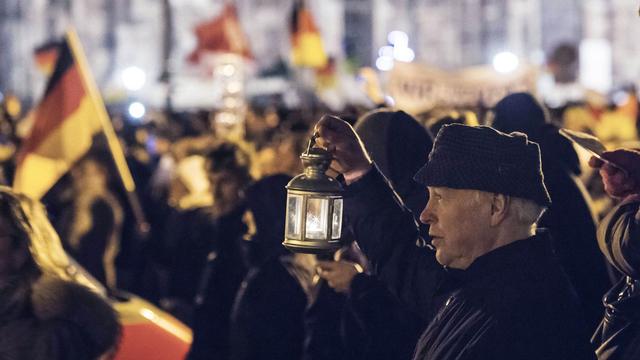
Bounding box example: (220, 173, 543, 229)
(237, 261, 306, 314)
(30, 276, 116, 322)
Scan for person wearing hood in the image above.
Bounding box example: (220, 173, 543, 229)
(308, 110, 436, 360)
(491, 92, 611, 330)
(354, 109, 433, 218)
(229, 174, 309, 360)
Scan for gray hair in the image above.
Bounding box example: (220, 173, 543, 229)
(467, 190, 546, 230)
(510, 197, 546, 228)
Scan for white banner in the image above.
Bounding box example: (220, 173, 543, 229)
(387, 62, 538, 114)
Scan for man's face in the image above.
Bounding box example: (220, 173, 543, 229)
(419, 186, 493, 269)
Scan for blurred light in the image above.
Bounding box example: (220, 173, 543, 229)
(492, 52, 519, 73)
(378, 46, 394, 58)
(226, 81, 243, 94)
(5, 95, 21, 117)
(219, 64, 236, 77)
(375, 56, 394, 71)
(122, 66, 146, 91)
(579, 39, 612, 94)
(128, 102, 146, 119)
(140, 308, 156, 321)
(394, 47, 415, 62)
(612, 90, 630, 106)
(384, 95, 396, 107)
(216, 111, 239, 125)
(388, 31, 409, 48)
(223, 97, 240, 108)
(0, 92, 4, 103)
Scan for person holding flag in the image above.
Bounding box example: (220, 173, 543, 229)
(13, 29, 148, 289)
(11, 28, 192, 360)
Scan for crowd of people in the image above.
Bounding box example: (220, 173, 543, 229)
(0, 85, 639, 359)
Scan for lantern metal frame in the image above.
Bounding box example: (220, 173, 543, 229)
(283, 134, 344, 254)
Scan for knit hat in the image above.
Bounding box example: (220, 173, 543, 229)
(414, 124, 551, 207)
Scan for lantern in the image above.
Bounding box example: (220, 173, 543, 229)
(283, 134, 344, 254)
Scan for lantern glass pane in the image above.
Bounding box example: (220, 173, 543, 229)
(332, 198, 343, 239)
(286, 194, 302, 239)
(305, 198, 329, 239)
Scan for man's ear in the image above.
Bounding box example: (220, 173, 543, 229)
(490, 193, 509, 226)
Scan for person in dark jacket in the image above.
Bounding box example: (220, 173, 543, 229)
(589, 148, 640, 359)
(491, 92, 611, 329)
(229, 174, 308, 360)
(0, 276, 121, 360)
(187, 142, 252, 360)
(315, 116, 596, 359)
(309, 109, 433, 360)
(59, 156, 123, 291)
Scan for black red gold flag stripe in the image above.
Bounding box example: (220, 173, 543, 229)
(34, 41, 61, 75)
(290, 0, 327, 68)
(14, 29, 136, 200)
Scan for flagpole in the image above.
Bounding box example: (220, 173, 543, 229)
(65, 27, 150, 235)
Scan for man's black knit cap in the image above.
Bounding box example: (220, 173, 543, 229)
(413, 124, 551, 207)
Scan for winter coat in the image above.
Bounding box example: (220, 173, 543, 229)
(346, 274, 426, 359)
(345, 167, 448, 324)
(492, 93, 611, 330)
(304, 273, 424, 360)
(230, 255, 307, 360)
(229, 175, 308, 360)
(413, 234, 596, 360)
(536, 124, 611, 330)
(303, 111, 436, 360)
(592, 198, 640, 359)
(304, 280, 351, 360)
(185, 205, 248, 360)
(0, 276, 120, 360)
(60, 192, 123, 290)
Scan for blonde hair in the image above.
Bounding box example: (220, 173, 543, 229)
(13, 192, 106, 295)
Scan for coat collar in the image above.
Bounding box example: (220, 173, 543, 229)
(444, 230, 553, 284)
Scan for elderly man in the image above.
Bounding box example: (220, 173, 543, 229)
(315, 117, 595, 359)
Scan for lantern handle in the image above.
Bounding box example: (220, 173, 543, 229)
(305, 132, 320, 155)
(306, 132, 342, 173)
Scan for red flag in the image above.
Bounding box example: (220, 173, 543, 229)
(188, 3, 252, 63)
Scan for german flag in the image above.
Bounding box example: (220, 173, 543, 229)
(188, 3, 252, 63)
(34, 41, 62, 76)
(290, 0, 327, 69)
(14, 29, 135, 200)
